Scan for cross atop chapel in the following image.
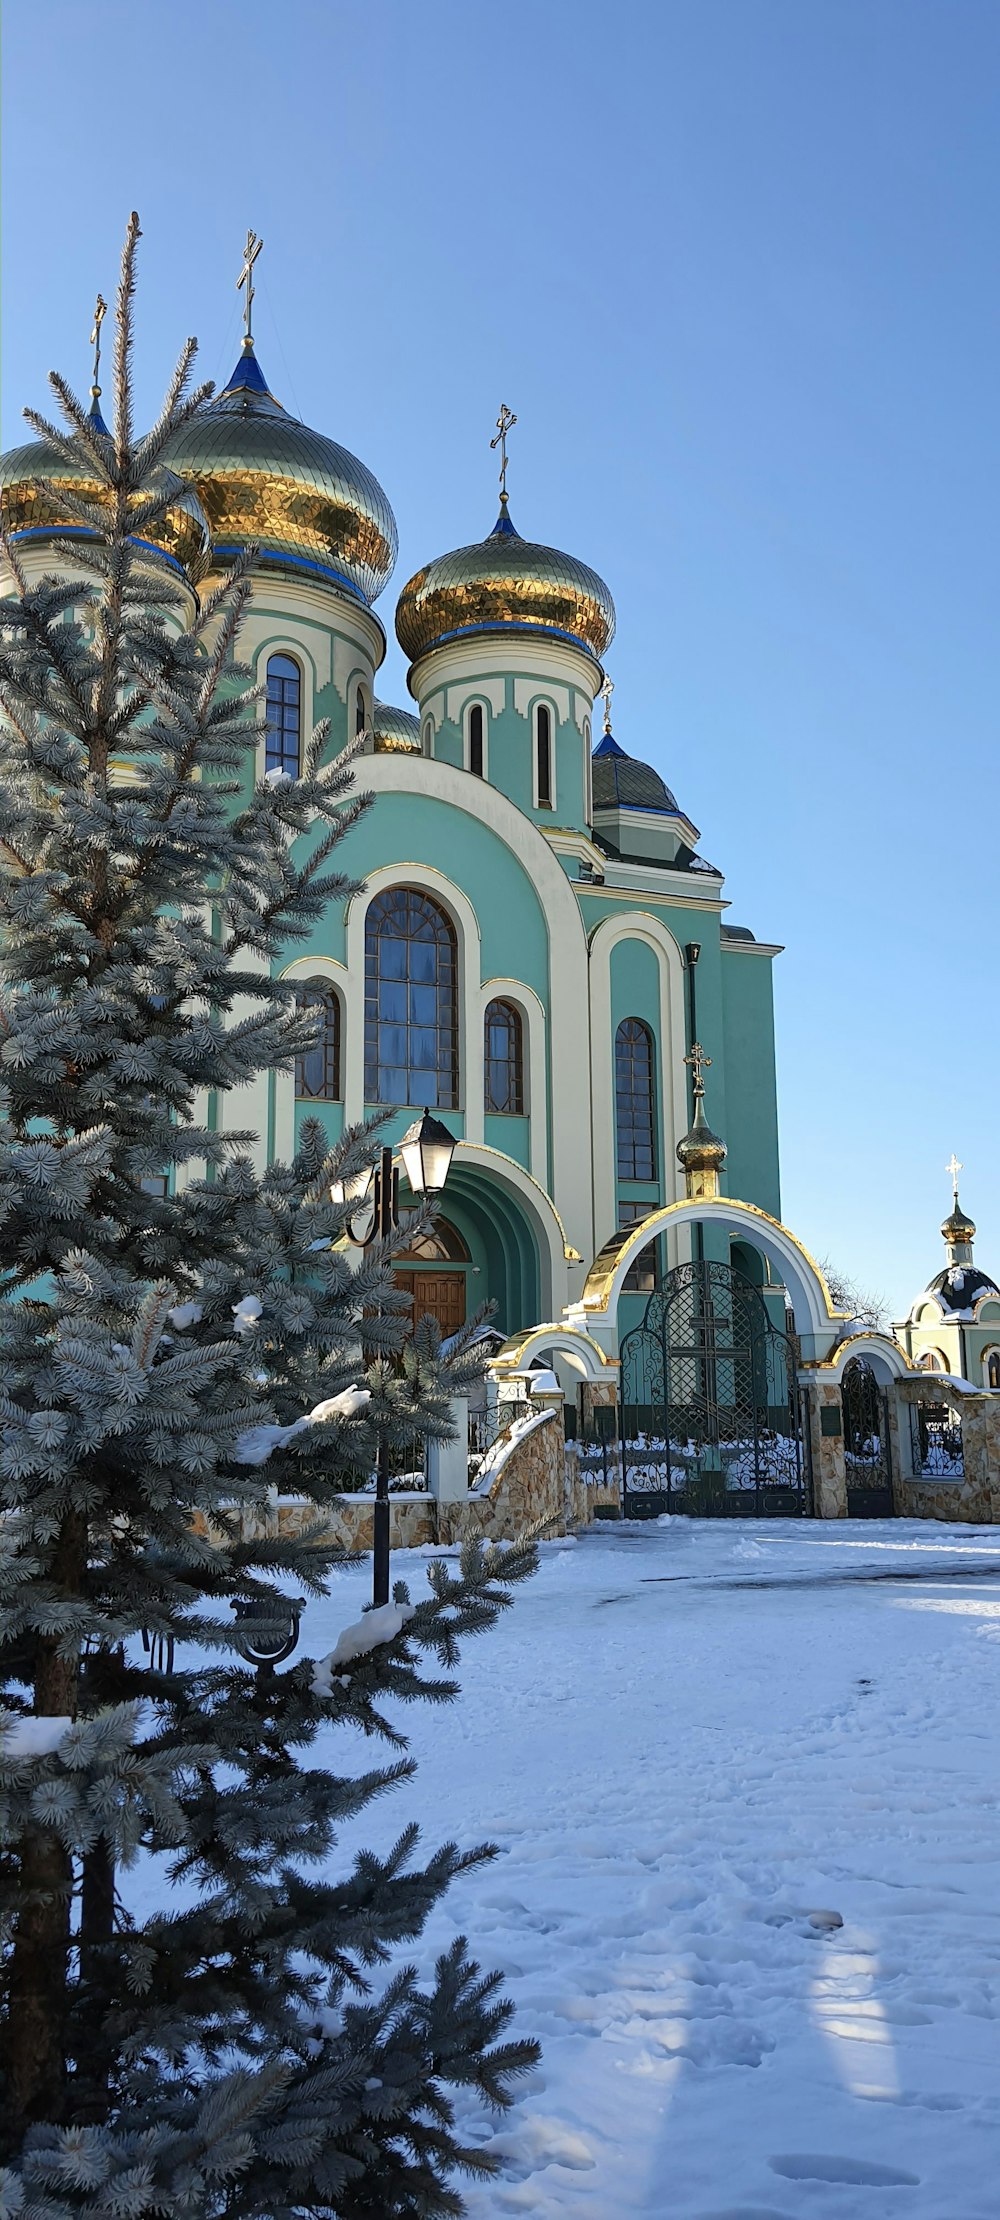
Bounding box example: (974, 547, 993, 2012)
(685, 1041, 711, 1097)
(490, 402, 517, 504)
(946, 1152, 963, 1203)
(237, 229, 263, 349)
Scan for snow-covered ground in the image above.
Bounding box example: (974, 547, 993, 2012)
(319, 1518, 1000, 2218)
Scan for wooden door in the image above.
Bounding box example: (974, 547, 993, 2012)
(395, 1270, 467, 1336)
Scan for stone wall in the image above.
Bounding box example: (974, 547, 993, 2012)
(895, 1378, 1000, 1523)
(231, 1398, 599, 1554)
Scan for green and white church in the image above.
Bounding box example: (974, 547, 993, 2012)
(102, 326, 783, 1350)
(9, 282, 998, 1438)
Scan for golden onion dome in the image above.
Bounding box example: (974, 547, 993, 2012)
(0, 404, 210, 580)
(161, 345, 397, 607)
(395, 496, 616, 665)
(941, 1202, 976, 1248)
(676, 1093, 728, 1178)
(373, 700, 420, 753)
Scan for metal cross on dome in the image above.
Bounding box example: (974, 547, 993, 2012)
(685, 1041, 712, 1097)
(491, 401, 517, 502)
(599, 673, 614, 735)
(89, 293, 107, 405)
(946, 1152, 963, 1202)
(237, 228, 263, 345)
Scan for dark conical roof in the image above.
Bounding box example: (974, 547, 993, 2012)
(591, 731, 680, 814)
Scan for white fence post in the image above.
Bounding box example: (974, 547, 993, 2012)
(427, 1395, 470, 1502)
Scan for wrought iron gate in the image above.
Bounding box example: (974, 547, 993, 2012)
(842, 1357, 894, 1517)
(619, 1260, 805, 1516)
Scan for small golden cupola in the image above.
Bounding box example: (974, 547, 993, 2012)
(676, 1042, 727, 1201)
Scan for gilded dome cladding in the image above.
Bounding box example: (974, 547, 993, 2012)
(0, 431, 210, 578)
(373, 700, 420, 753)
(161, 349, 398, 606)
(395, 506, 616, 664)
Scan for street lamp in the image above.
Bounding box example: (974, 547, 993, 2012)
(331, 1109, 457, 1607)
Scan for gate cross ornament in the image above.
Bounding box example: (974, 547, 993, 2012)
(684, 1040, 711, 1097)
(946, 1152, 963, 1202)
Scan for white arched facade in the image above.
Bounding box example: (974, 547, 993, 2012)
(586, 912, 690, 1262)
(572, 1194, 851, 1363)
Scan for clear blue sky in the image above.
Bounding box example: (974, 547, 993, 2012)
(3, 0, 998, 1321)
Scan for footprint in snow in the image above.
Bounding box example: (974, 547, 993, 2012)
(769, 2154, 920, 2187)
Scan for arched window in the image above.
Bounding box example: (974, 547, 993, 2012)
(484, 998, 524, 1114)
(421, 719, 433, 757)
(986, 1350, 1000, 1391)
(355, 683, 367, 738)
(265, 654, 301, 778)
(535, 703, 552, 806)
(615, 1017, 657, 1180)
(469, 703, 485, 778)
(364, 886, 458, 1108)
(294, 979, 341, 1101)
(917, 1349, 945, 1373)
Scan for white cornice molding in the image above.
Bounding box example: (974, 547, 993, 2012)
(406, 632, 600, 706)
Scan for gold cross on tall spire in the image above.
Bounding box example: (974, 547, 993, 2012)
(237, 229, 263, 349)
(946, 1152, 963, 1202)
(685, 1041, 711, 1097)
(490, 402, 517, 505)
(599, 673, 614, 736)
(89, 293, 107, 405)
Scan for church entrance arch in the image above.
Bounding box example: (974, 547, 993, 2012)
(619, 1259, 805, 1517)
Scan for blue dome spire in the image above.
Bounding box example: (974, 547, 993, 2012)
(220, 338, 276, 402)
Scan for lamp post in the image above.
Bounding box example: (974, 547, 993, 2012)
(331, 1109, 457, 1608)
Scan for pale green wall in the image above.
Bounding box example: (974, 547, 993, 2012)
(428, 672, 589, 835)
(720, 948, 781, 1218)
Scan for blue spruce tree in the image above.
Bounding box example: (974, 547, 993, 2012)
(0, 215, 539, 2217)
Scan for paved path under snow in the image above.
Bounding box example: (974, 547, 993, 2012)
(319, 1518, 1000, 2217)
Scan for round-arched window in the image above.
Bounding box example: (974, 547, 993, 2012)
(265, 654, 301, 778)
(484, 998, 524, 1114)
(469, 703, 485, 778)
(615, 1017, 657, 1181)
(986, 1350, 1000, 1391)
(294, 980, 341, 1101)
(364, 887, 458, 1108)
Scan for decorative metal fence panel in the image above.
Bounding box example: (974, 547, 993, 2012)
(842, 1358, 894, 1517)
(910, 1399, 964, 1481)
(619, 1260, 805, 1517)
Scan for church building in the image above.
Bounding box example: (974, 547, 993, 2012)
(124, 326, 781, 1343)
(0, 297, 780, 1350)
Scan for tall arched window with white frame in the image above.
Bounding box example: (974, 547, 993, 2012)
(535, 702, 553, 807)
(364, 886, 458, 1109)
(355, 682, 367, 738)
(468, 703, 485, 778)
(294, 979, 341, 1101)
(265, 654, 301, 778)
(484, 998, 524, 1114)
(615, 1017, 657, 1181)
(986, 1349, 1000, 1391)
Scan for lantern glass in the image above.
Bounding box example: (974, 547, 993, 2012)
(399, 1109, 456, 1197)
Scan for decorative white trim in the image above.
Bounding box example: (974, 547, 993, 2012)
(347, 755, 594, 1266)
(452, 1141, 568, 1319)
(531, 695, 557, 812)
(463, 696, 490, 780)
(408, 633, 599, 707)
(274, 955, 349, 1159)
(481, 976, 547, 1184)
(586, 912, 689, 1271)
